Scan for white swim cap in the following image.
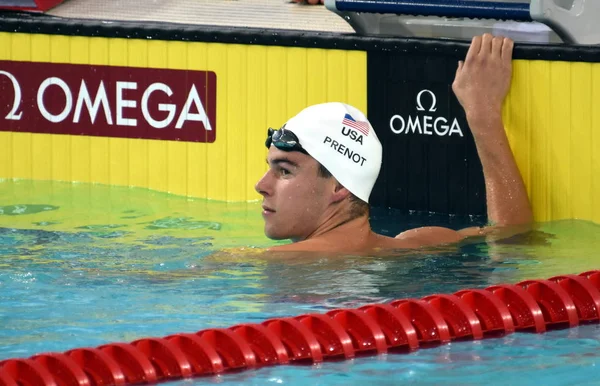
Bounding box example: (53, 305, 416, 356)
(278, 102, 382, 203)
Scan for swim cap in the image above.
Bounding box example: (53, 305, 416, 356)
(279, 102, 382, 203)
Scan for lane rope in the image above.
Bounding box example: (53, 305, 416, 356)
(1, 270, 599, 385)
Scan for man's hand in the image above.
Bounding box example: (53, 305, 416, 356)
(452, 34, 514, 127)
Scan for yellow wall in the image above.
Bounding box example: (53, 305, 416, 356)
(1, 31, 599, 224)
(0, 32, 367, 202)
(505, 60, 600, 223)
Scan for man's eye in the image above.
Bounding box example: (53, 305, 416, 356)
(280, 168, 291, 176)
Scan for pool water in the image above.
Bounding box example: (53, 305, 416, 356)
(1, 180, 599, 385)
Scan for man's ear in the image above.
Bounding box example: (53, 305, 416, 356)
(331, 183, 350, 203)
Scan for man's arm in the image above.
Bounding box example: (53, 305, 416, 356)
(453, 34, 532, 229)
(396, 34, 532, 245)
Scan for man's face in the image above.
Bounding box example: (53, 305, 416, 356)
(255, 147, 335, 241)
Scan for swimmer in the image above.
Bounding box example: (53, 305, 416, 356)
(255, 34, 532, 253)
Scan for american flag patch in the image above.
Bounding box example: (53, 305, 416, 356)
(342, 114, 369, 136)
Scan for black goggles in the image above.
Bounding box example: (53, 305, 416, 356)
(265, 127, 308, 154)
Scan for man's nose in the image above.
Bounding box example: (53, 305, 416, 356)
(255, 171, 272, 196)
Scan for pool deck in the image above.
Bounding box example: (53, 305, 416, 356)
(48, 0, 355, 33)
(45, 0, 560, 45)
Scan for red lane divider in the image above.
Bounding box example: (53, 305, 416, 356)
(164, 333, 224, 375)
(485, 284, 546, 333)
(422, 294, 483, 340)
(327, 309, 388, 355)
(580, 271, 600, 290)
(518, 279, 579, 328)
(230, 324, 290, 366)
(454, 289, 515, 336)
(1, 270, 599, 386)
(296, 313, 355, 360)
(389, 299, 451, 344)
(0, 359, 57, 386)
(0, 369, 18, 386)
(263, 317, 323, 363)
(31, 353, 91, 386)
(66, 347, 127, 386)
(196, 329, 257, 370)
(131, 338, 193, 380)
(358, 304, 419, 351)
(98, 343, 157, 384)
(549, 275, 600, 322)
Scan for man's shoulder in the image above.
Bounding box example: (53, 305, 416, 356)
(260, 226, 469, 255)
(267, 232, 423, 253)
(393, 226, 465, 247)
(266, 239, 338, 253)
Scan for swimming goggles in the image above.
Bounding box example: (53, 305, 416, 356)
(265, 127, 308, 154)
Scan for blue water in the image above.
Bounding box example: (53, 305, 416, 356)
(1, 180, 600, 385)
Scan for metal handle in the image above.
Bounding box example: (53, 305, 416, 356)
(325, 0, 533, 21)
(530, 0, 600, 44)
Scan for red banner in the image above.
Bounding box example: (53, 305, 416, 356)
(0, 61, 217, 143)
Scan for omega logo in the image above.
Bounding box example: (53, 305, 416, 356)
(389, 89, 464, 137)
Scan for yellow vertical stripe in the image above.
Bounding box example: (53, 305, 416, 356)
(108, 39, 129, 186)
(128, 39, 150, 190)
(0, 34, 13, 179)
(186, 42, 209, 198)
(12, 133, 32, 180)
(51, 132, 70, 183)
(10, 33, 31, 62)
(146, 40, 168, 193)
(0, 32, 15, 180)
(226, 44, 247, 201)
(306, 49, 328, 106)
(0, 32, 10, 60)
(89, 38, 111, 184)
(570, 62, 592, 220)
(548, 61, 571, 220)
(346, 50, 367, 113)
(591, 66, 600, 223)
(148, 136, 168, 193)
(286, 47, 308, 117)
(11, 34, 32, 180)
(30, 35, 52, 181)
(526, 60, 551, 222)
(206, 43, 228, 200)
(266, 47, 288, 130)
(0, 132, 12, 180)
(167, 141, 188, 196)
(49, 35, 71, 182)
(326, 50, 347, 102)
(246, 45, 268, 201)
(166, 41, 188, 196)
(70, 36, 91, 183)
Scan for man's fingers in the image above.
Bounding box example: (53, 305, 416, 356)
(453, 61, 464, 93)
(491, 36, 504, 58)
(465, 35, 482, 63)
(481, 33, 494, 55)
(455, 60, 464, 78)
(501, 37, 514, 60)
